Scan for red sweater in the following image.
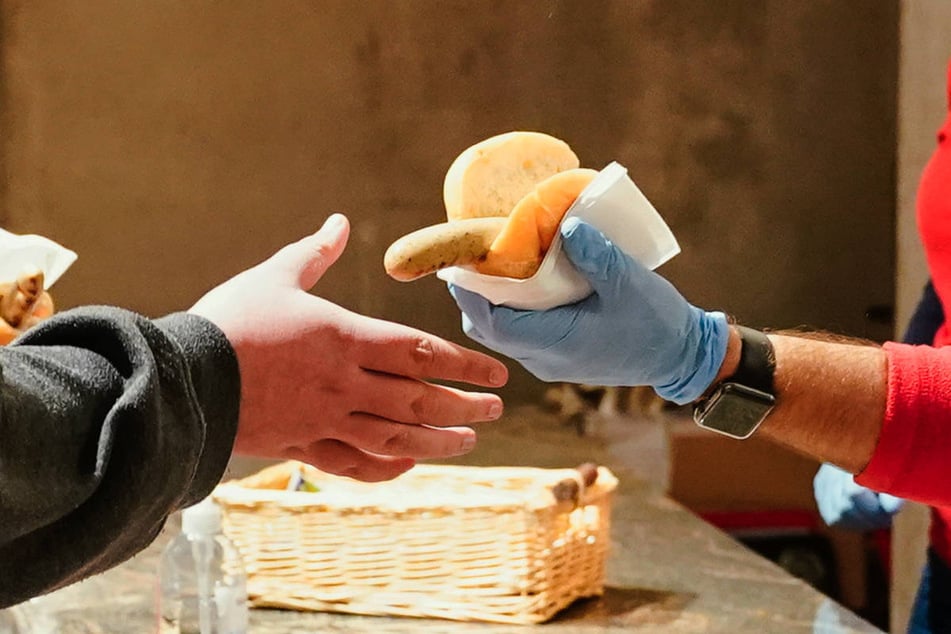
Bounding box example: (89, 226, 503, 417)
(856, 60, 951, 562)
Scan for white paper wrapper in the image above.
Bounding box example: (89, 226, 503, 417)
(0, 228, 77, 287)
(437, 161, 680, 310)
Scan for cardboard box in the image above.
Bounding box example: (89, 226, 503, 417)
(667, 419, 821, 513)
(667, 419, 871, 611)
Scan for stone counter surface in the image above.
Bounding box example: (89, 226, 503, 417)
(0, 408, 882, 633)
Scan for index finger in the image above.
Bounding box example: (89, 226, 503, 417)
(353, 315, 508, 387)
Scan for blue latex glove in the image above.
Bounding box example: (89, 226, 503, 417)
(813, 463, 904, 531)
(449, 217, 730, 404)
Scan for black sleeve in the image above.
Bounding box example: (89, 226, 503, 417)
(0, 306, 241, 608)
(902, 279, 945, 345)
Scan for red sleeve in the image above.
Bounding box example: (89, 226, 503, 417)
(915, 84, 951, 346)
(855, 342, 951, 505)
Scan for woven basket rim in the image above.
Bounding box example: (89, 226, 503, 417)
(214, 462, 618, 513)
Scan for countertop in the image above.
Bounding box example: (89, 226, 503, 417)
(0, 407, 882, 633)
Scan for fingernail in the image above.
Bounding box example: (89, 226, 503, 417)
(461, 434, 477, 453)
(488, 401, 503, 419)
(325, 213, 347, 230)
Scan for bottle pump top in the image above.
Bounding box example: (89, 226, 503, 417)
(181, 497, 222, 536)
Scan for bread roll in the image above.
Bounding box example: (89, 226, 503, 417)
(442, 131, 579, 221)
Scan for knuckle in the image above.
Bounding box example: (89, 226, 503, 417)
(409, 391, 436, 422)
(380, 427, 412, 454)
(408, 381, 442, 423)
(312, 240, 336, 262)
(326, 322, 355, 347)
(410, 337, 436, 367)
(297, 240, 335, 270)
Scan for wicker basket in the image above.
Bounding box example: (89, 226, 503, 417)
(212, 461, 617, 624)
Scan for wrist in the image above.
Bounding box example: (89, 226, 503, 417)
(710, 325, 743, 388)
(654, 310, 732, 405)
(700, 326, 778, 400)
(692, 326, 777, 440)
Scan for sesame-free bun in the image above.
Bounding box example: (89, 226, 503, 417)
(442, 131, 580, 222)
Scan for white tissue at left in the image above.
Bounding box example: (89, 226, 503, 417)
(0, 229, 78, 286)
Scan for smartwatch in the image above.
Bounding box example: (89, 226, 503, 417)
(693, 326, 776, 439)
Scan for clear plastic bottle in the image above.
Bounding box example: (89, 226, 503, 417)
(158, 497, 248, 634)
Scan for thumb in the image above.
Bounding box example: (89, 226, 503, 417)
(559, 217, 639, 295)
(269, 213, 350, 289)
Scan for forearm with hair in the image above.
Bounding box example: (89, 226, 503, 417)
(711, 327, 886, 473)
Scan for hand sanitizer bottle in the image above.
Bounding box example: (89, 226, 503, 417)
(158, 497, 248, 634)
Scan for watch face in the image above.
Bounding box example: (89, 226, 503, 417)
(694, 383, 775, 440)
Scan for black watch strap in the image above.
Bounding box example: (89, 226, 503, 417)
(727, 326, 776, 394)
(692, 326, 777, 440)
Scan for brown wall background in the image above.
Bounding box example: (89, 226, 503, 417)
(0, 0, 898, 403)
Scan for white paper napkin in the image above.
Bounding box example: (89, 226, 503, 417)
(0, 229, 77, 287)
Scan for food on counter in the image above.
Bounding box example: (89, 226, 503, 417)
(233, 458, 600, 504)
(286, 467, 321, 493)
(384, 131, 596, 281)
(550, 461, 601, 504)
(234, 461, 296, 490)
(232, 460, 322, 492)
(0, 269, 55, 345)
(576, 461, 600, 487)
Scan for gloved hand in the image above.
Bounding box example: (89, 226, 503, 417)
(449, 217, 730, 404)
(813, 463, 904, 531)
